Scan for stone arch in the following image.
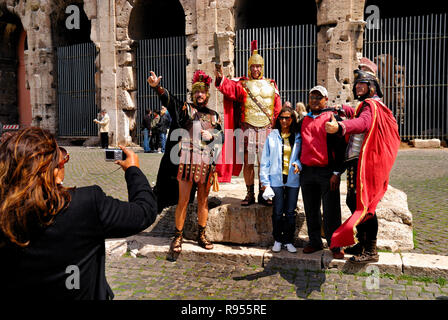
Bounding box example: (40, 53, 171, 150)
(50, 0, 92, 47)
(234, 0, 317, 29)
(128, 0, 185, 40)
(119, 0, 186, 145)
(0, 3, 30, 128)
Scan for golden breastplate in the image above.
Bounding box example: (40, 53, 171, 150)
(243, 79, 275, 127)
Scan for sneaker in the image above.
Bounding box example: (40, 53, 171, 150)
(285, 243, 297, 253)
(272, 241, 282, 252)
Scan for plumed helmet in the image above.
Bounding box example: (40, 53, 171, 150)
(353, 69, 383, 99)
(248, 40, 264, 79)
(358, 57, 378, 74)
(191, 70, 212, 105)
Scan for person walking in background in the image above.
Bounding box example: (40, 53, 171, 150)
(295, 102, 308, 121)
(299, 85, 347, 259)
(94, 109, 110, 149)
(150, 110, 160, 152)
(260, 106, 302, 253)
(157, 106, 171, 154)
(142, 109, 153, 153)
(0, 127, 157, 299)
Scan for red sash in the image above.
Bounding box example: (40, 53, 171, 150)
(330, 98, 401, 249)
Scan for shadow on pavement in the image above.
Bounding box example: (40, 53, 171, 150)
(232, 257, 325, 299)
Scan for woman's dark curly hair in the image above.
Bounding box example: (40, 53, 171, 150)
(0, 127, 71, 247)
(274, 106, 299, 135)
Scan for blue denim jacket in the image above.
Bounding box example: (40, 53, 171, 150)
(260, 130, 302, 188)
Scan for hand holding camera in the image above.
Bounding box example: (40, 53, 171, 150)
(107, 146, 139, 171)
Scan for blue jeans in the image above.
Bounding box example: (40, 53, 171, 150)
(271, 186, 300, 244)
(143, 129, 151, 152)
(160, 132, 167, 153)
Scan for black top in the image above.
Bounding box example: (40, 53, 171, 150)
(0, 166, 157, 300)
(142, 114, 152, 130)
(157, 113, 171, 134)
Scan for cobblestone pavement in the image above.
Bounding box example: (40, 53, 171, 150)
(388, 149, 448, 256)
(63, 146, 448, 256)
(62, 146, 448, 300)
(105, 255, 448, 300)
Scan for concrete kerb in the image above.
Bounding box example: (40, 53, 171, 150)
(106, 236, 448, 280)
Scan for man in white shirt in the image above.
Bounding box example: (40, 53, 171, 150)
(94, 110, 110, 149)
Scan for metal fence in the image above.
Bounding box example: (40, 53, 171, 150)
(364, 13, 448, 140)
(135, 36, 187, 144)
(57, 42, 97, 137)
(235, 25, 317, 107)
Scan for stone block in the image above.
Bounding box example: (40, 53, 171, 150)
(323, 251, 403, 276)
(105, 239, 127, 258)
(129, 235, 264, 266)
(263, 250, 322, 271)
(118, 89, 135, 111)
(83, 0, 97, 20)
(118, 52, 133, 66)
(144, 178, 413, 253)
(119, 66, 136, 91)
(116, 27, 129, 41)
(411, 139, 441, 148)
(402, 253, 448, 279)
(116, 0, 133, 28)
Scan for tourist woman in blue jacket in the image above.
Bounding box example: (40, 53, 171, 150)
(260, 106, 302, 253)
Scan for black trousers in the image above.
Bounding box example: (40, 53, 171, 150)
(100, 132, 109, 149)
(346, 159, 378, 241)
(300, 165, 342, 249)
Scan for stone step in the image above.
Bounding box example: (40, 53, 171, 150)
(144, 178, 413, 252)
(106, 236, 448, 279)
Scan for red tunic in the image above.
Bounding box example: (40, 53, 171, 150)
(214, 75, 282, 183)
(300, 112, 333, 167)
(330, 98, 401, 249)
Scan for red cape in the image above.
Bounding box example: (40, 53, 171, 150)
(215, 93, 244, 182)
(330, 98, 401, 249)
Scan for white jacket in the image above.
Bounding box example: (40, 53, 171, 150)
(95, 114, 110, 133)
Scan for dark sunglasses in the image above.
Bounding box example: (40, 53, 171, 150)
(58, 147, 70, 169)
(279, 116, 292, 120)
(309, 95, 324, 101)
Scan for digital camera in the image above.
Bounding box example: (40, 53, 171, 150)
(105, 149, 126, 161)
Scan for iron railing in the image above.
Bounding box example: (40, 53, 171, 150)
(135, 36, 187, 145)
(57, 42, 97, 137)
(364, 13, 448, 140)
(235, 25, 317, 108)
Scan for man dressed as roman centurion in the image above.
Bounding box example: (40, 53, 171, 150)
(214, 40, 282, 206)
(148, 69, 224, 256)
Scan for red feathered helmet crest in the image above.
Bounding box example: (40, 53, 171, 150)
(191, 70, 212, 105)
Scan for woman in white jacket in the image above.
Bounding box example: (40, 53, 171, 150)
(260, 106, 302, 253)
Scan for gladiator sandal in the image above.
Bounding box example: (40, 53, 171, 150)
(197, 225, 214, 250)
(170, 228, 183, 254)
(241, 185, 255, 206)
(349, 239, 379, 263)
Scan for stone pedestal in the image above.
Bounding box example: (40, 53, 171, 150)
(143, 177, 414, 252)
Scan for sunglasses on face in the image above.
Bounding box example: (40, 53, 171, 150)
(58, 147, 70, 169)
(279, 116, 292, 120)
(309, 95, 324, 101)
